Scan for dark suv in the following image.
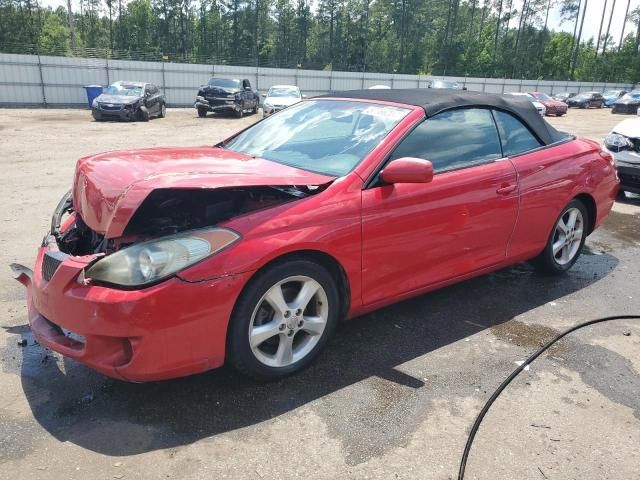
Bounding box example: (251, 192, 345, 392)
(195, 78, 260, 118)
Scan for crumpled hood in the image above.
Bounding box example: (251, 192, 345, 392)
(95, 93, 141, 105)
(612, 118, 640, 139)
(616, 98, 640, 105)
(200, 85, 240, 96)
(72, 146, 335, 238)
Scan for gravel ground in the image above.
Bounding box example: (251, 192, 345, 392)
(1, 107, 639, 480)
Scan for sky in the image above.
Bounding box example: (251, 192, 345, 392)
(39, 0, 640, 49)
(547, 0, 640, 46)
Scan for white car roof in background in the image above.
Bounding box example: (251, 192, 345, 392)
(269, 85, 299, 90)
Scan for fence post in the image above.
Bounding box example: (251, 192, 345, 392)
(329, 70, 333, 92)
(36, 52, 47, 106)
(161, 56, 166, 95)
(105, 56, 110, 85)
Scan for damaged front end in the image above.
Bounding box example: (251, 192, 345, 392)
(42, 184, 326, 289)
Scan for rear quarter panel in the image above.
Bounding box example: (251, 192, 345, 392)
(508, 138, 618, 260)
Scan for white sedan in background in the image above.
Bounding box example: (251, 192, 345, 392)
(506, 92, 546, 117)
(262, 85, 303, 117)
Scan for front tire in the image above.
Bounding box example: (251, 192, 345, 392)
(227, 259, 339, 381)
(197, 107, 207, 118)
(531, 199, 589, 275)
(235, 105, 244, 118)
(159, 103, 166, 118)
(138, 106, 150, 122)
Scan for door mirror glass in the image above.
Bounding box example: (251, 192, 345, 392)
(380, 158, 434, 184)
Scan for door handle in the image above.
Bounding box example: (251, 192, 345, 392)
(496, 183, 517, 195)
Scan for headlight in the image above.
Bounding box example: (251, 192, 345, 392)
(85, 228, 240, 288)
(92, 98, 99, 108)
(196, 95, 205, 102)
(605, 133, 633, 152)
(263, 102, 273, 110)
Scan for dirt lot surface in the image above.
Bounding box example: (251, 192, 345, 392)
(1, 107, 639, 480)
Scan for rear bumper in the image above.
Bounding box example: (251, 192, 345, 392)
(13, 247, 250, 382)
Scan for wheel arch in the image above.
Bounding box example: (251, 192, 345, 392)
(237, 249, 351, 319)
(573, 192, 597, 235)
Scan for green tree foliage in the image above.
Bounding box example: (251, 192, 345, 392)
(0, 0, 638, 82)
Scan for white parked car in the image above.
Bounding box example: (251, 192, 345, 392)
(506, 92, 546, 116)
(602, 117, 640, 195)
(368, 85, 391, 89)
(262, 85, 303, 117)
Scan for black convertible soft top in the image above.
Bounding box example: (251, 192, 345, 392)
(319, 89, 568, 145)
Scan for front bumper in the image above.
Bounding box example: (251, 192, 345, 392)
(194, 98, 240, 113)
(12, 246, 250, 381)
(92, 106, 137, 121)
(616, 163, 640, 194)
(612, 104, 639, 115)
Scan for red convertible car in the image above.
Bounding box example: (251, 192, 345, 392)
(12, 90, 618, 382)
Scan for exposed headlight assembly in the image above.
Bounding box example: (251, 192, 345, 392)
(196, 95, 206, 102)
(85, 228, 240, 288)
(605, 133, 634, 152)
(263, 102, 273, 110)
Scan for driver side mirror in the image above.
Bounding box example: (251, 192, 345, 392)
(380, 158, 434, 184)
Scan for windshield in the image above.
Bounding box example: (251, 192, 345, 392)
(104, 83, 142, 96)
(574, 93, 592, 99)
(534, 93, 551, 101)
(604, 90, 620, 97)
(224, 100, 410, 177)
(431, 80, 459, 89)
(208, 78, 242, 89)
(268, 87, 300, 98)
(622, 92, 640, 100)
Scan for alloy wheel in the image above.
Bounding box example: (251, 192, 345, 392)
(248, 276, 329, 368)
(552, 207, 584, 265)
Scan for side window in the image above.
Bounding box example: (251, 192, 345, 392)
(493, 110, 542, 157)
(390, 108, 502, 173)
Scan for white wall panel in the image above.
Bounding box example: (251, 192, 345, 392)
(0, 53, 635, 106)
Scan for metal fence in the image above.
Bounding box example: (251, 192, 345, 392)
(0, 52, 636, 107)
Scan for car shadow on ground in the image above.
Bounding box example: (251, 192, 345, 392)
(7, 251, 618, 456)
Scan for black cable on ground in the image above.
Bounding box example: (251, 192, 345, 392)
(458, 314, 640, 480)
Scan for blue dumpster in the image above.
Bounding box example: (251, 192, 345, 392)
(83, 85, 103, 108)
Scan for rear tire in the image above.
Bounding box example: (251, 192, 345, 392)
(227, 259, 339, 381)
(159, 103, 166, 118)
(531, 199, 589, 275)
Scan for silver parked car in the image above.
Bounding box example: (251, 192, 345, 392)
(262, 85, 303, 117)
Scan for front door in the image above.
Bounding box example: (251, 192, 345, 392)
(361, 108, 519, 305)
